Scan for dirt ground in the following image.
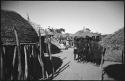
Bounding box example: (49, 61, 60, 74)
(52, 48, 121, 80)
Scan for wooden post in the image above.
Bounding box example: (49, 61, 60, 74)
(122, 49, 124, 64)
(101, 47, 106, 81)
(13, 27, 22, 80)
(1, 46, 5, 80)
(12, 46, 17, 67)
(1, 46, 3, 80)
(45, 29, 54, 79)
(48, 36, 54, 78)
(10, 46, 17, 80)
(38, 27, 45, 79)
(24, 46, 28, 80)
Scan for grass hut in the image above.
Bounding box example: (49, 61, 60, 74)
(1, 10, 43, 80)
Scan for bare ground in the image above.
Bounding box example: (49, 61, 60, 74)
(52, 48, 121, 80)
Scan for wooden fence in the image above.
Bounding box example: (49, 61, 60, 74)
(0, 27, 55, 80)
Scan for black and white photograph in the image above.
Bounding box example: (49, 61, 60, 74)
(1, 1, 124, 81)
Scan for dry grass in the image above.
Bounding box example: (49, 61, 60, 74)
(104, 46, 122, 62)
(100, 27, 124, 62)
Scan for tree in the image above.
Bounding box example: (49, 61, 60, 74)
(86, 28, 91, 32)
(55, 28, 65, 33)
(48, 28, 55, 32)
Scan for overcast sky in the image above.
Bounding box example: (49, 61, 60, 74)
(1, 1, 124, 34)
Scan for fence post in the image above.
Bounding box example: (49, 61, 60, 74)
(45, 29, 54, 79)
(122, 49, 124, 64)
(101, 47, 106, 81)
(24, 46, 28, 80)
(1, 46, 3, 80)
(38, 27, 45, 79)
(13, 27, 22, 80)
(48, 36, 54, 78)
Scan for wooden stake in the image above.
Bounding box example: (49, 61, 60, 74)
(24, 46, 28, 80)
(100, 47, 106, 81)
(12, 46, 17, 67)
(48, 36, 54, 78)
(122, 49, 124, 64)
(45, 29, 54, 79)
(38, 27, 45, 79)
(13, 27, 22, 80)
(1, 46, 3, 80)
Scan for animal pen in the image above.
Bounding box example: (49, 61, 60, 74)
(1, 10, 54, 80)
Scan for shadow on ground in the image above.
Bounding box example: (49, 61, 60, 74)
(43, 56, 63, 75)
(104, 64, 125, 81)
(52, 61, 70, 79)
(44, 43, 62, 54)
(51, 44, 62, 54)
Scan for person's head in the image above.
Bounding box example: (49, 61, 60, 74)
(86, 35, 90, 41)
(96, 36, 101, 42)
(92, 36, 95, 41)
(89, 37, 92, 41)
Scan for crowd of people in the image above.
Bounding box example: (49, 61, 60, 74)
(73, 36, 106, 65)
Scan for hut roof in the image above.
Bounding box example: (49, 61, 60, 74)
(73, 30, 100, 37)
(1, 10, 39, 45)
(29, 21, 46, 36)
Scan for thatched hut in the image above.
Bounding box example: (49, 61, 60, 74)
(1, 10, 60, 80)
(1, 10, 44, 80)
(1, 10, 39, 45)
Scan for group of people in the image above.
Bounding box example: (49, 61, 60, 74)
(73, 36, 106, 65)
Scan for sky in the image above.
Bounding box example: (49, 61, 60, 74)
(1, 1, 124, 34)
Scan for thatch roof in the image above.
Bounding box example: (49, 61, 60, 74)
(28, 21, 54, 36)
(28, 21, 46, 36)
(73, 30, 100, 37)
(1, 10, 39, 45)
(100, 27, 124, 48)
